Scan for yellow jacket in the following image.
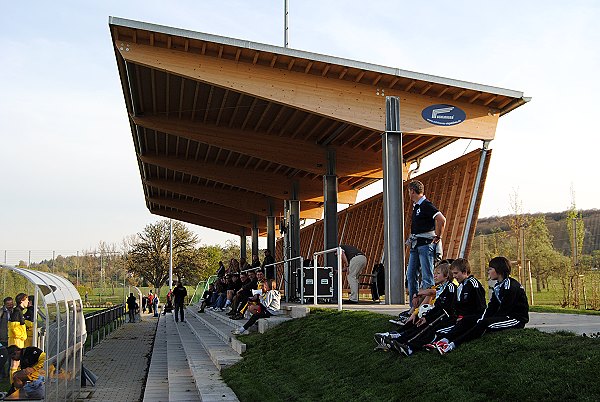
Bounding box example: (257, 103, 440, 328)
(8, 321, 27, 347)
(24, 320, 34, 347)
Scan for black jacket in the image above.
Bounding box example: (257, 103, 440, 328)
(173, 285, 188, 304)
(21, 346, 43, 368)
(482, 277, 529, 323)
(424, 281, 457, 321)
(455, 276, 486, 318)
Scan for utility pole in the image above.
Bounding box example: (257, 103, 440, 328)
(284, 0, 289, 48)
(169, 219, 173, 290)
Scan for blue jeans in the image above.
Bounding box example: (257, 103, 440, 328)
(407, 243, 435, 306)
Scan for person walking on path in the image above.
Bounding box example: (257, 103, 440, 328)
(340, 245, 367, 304)
(147, 291, 154, 315)
(126, 293, 137, 323)
(173, 282, 188, 323)
(405, 180, 446, 306)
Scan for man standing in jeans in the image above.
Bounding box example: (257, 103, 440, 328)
(340, 245, 367, 304)
(406, 180, 446, 307)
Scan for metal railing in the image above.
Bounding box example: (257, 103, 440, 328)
(84, 304, 126, 351)
(263, 256, 304, 302)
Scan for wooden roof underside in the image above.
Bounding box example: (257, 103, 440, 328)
(109, 17, 527, 236)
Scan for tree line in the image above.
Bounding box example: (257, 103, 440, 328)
(6, 220, 243, 298)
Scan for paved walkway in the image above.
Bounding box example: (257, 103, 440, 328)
(81, 315, 157, 402)
(313, 302, 600, 334)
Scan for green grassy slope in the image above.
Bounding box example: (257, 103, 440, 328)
(223, 309, 600, 402)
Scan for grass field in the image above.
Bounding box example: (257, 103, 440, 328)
(222, 309, 600, 401)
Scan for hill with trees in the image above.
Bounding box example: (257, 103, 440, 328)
(476, 208, 600, 255)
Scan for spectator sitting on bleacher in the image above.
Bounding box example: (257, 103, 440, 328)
(232, 279, 280, 335)
(226, 271, 249, 316)
(212, 275, 231, 311)
(231, 269, 265, 320)
(224, 273, 241, 310)
(197, 283, 215, 313)
(228, 271, 256, 319)
(3, 345, 46, 399)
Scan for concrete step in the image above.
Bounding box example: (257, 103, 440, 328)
(164, 316, 202, 402)
(184, 309, 244, 369)
(171, 314, 239, 401)
(142, 317, 170, 402)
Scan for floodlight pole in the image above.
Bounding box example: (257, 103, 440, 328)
(284, 0, 289, 48)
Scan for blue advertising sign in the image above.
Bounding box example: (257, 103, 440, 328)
(421, 104, 466, 126)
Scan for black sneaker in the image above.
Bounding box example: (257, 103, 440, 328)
(392, 341, 411, 357)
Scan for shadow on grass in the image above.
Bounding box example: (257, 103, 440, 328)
(222, 309, 600, 402)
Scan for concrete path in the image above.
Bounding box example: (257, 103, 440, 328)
(527, 312, 600, 335)
(313, 302, 600, 335)
(81, 316, 157, 402)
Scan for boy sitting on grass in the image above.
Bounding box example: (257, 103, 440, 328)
(431, 258, 486, 351)
(375, 260, 456, 353)
(436, 256, 529, 354)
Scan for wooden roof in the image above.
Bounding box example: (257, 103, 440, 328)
(109, 17, 528, 236)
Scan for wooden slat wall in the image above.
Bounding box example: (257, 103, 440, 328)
(276, 149, 491, 293)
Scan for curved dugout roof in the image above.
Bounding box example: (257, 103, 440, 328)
(109, 17, 529, 236)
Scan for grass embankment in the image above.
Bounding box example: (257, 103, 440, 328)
(222, 309, 600, 402)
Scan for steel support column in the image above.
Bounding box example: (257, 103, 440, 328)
(383, 96, 405, 304)
(289, 184, 301, 301)
(240, 227, 247, 261)
(459, 141, 490, 257)
(251, 216, 259, 258)
(324, 149, 339, 302)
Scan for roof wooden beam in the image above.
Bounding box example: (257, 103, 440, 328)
(149, 196, 267, 230)
(150, 207, 249, 236)
(144, 178, 323, 219)
(139, 153, 358, 203)
(132, 115, 383, 178)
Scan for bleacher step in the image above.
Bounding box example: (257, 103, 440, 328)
(142, 317, 170, 402)
(172, 314, 239, 401)
(184, 310, 244, 369)
(165, 317, 202, 401)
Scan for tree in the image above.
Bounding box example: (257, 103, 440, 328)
(525, 216, 557, 292)
(126, 220, 200, 291)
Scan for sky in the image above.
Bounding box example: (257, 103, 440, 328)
(1, 0, 599, 262)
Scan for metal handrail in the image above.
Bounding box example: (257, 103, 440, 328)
(263, 256, 304, 302)
(313, 247, 343, 311)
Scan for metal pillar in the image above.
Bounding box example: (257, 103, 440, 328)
(169, 219, 173, 289)
(383, 96, 405, 305)
(251, 216, 259, 258)
(459, 141, 490, 257)
(267, 216, 276, 256)
(323, 149, 339, 301)
(240, 228, 247, 261)
(289, 190, 300, 301)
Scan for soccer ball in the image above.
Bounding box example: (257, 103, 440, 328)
(417, 303, 433, 318)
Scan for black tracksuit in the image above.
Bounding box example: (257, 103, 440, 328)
(449, 276, 529, 346)
(436, 275, 486, 338)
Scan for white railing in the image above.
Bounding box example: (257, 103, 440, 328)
(313, 247, 343, 311)
(263, 256, 304, 302)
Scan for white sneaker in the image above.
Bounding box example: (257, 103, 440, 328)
(232, 328, 246, 335)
